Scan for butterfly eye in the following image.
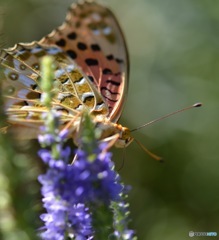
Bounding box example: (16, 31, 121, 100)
(125, 136, 134, 146)
(120, 127, 133, 145)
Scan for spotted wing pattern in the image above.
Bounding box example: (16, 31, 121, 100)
(0, 42, 109, 134)
(40, 0, 129, 122)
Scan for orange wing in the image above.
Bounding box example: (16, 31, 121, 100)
(40, 0, 129, 122)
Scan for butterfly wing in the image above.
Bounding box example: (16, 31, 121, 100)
(0, 42, 109, 137)
(40, 0, 129, 122)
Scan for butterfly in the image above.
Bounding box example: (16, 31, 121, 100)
(0, 0, 133, 148)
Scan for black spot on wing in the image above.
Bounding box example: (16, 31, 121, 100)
(67, 32, 77, 40)
(115, 58, 124, 64)
(85, 58, 98, 66)
(77, 42, 87, 50)
(20, 64, 26, 70)
(103, 68, 113, 75)
(88, 75, 94, 83)
(74, 76, 84, 84)
(55, 107, 69, 115)
(96, 101, 104, 107)
(16, 101, 28, 106)
(66, 50, 77, 59)
(26, 91, 41, 99)
(106, 79, 121, 86)
(101, 87, 119, 95)
(56, 38, 66, 47)
(8, 72, 18, 81)
(91, 44, 101, 51)
(83, 95, 94, 104)
(60, 77, 69, 84)
(103, 96, 118, 103)
(32, 63, 40, 70)
(31, 84, 38, 90)
(106, 54, 114, 60)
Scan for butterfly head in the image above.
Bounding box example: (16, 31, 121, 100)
(114, 125, 134, 148)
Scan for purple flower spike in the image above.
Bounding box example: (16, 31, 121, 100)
(38, 107, 136, 239)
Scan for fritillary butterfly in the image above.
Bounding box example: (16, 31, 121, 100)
(0, 0, 133, 148)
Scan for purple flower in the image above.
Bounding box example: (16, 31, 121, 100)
(38, 128, 124, 239)
(72, 145, 123, 204)
(39, 143, 123, 201)
(38, 146, 94, 238)
(37, 110, 135, 239)
(40, 203, 92, 240)
(111, 198, 137, 240)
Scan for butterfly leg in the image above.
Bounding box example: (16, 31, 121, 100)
(71, 133, 120, 164)
(71, 153, 78, 164)
(99, 133, 120, 152)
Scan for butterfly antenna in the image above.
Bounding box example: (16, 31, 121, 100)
(134, 138, 163, 162)
(131, 102, 202, 132)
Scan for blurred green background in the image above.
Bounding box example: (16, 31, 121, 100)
(0, 0, 219, 239)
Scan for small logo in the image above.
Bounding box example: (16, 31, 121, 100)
(189, 231, 195, 237)
(207, 232, 217, 236)
(189, 231, 217, 237)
